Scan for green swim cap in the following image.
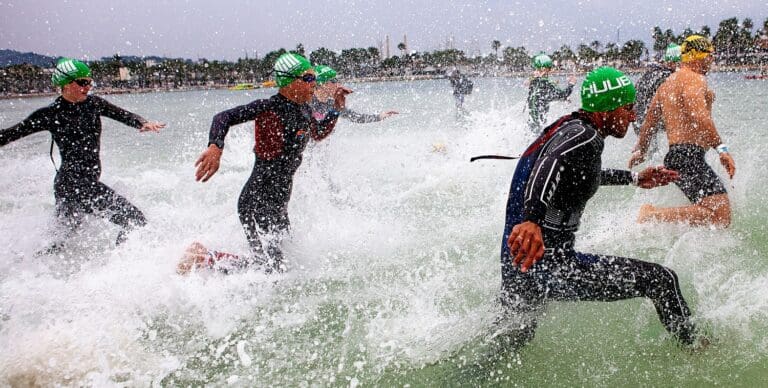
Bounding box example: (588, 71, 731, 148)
(664, 43, 682, 63)
(314, 65, 338, 84)
(532, 53, 553, 69)
(580, 67, 636, 112)
(273, 53, 312, 88)
(51, 58, 92, 87)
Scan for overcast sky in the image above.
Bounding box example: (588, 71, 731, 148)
(1, 0, 766, 61)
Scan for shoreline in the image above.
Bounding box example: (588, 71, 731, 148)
(1, 65, 763, 100)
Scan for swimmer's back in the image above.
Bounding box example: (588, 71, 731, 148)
(656, 69, 716, 148)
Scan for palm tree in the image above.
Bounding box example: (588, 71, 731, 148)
(620, 40, 646, 66)
(743, 18, 754, 31)
(603, 43, 619, 61)
(577, 44, 598, 64)
(309, 47, 338, 67)
(502, 46, 529, 70)
(397, 42, 407, 56)
(491, 40, 501, 57)
(590, 40, 602, 52)
(552, 44, 576, 64)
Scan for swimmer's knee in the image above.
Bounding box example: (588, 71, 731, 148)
(639, 262, 680, 298)
(700, 194, 731, 227)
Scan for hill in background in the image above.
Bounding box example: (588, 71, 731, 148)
(0, 50, 188, 67)
(0, 49, 57, 67)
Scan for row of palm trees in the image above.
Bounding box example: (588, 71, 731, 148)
(2, 16, 766, 95)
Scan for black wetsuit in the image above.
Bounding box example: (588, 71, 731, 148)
(633, 64, 674, 135)
(309, 97, 381, 123)
(527, 77, 573, 133)
(208, 93, 338, 271)
(499, 112, 697, 346)
(450, 75, 472, 108)
(0, 95, 148, 245)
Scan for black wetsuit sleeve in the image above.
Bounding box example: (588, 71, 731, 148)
(94, 96, 147, 128)
(544, 80, 573, 101)
(0, 108, 51, 146)
(311, 110, 340, 140)
(208, 99, 272, 146)
(341, 108, 381, 123)
(600, 169, 633, 185)
(522, 153, 559, 224)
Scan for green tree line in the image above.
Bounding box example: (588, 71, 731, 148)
(2, 16, 766, 95)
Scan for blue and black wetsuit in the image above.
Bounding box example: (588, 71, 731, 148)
(499, 112, 697, 346)
(0, 95, 149, 245)
(527, 77, 573, 133)
(208, 93, 339, 271)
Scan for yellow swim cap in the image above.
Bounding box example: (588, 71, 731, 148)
(681, 35, 714, 63)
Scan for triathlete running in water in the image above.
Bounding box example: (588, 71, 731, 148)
(526, 53, 575, 133)
(310, 65, 398, 123)
(448, 69, 473, 113)
(630, 35, 735, 227)
(499, 67, 705, 350)
(187, 53, 348, 274)
(0, 58, 165, 252)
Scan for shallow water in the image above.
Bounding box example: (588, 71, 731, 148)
(1, 74, 766, 386)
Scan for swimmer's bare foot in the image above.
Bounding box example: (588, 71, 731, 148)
(686, 335, 712, 354)
(637, 204, 657, 223)
(177, 242, 211, 275)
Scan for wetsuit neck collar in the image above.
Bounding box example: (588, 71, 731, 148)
(572, 110, 601, 132)
(58, 94, 89, 105)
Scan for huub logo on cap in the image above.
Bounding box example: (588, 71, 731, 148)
(580, 67, 636, 112)
(581, 74, 632, 96)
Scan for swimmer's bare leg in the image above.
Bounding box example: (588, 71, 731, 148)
(637, 194, 731, 227)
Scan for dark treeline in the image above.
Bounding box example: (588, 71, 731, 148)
(1, 16, 767, 95)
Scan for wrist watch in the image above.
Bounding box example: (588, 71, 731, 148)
(208, 140, 224, 149)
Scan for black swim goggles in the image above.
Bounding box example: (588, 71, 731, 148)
(73, 78, 93, 87)
(275, 70, 316, 83)
(291, 73, 317, 83)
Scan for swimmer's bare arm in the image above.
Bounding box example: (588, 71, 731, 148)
(629, 94, 662, 167)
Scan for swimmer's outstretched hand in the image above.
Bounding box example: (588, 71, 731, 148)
(508, 221, 545, 273)
(637, 166, 679, 188)
(719, 152, 736, 179)
(333, 86, 352, 111)
(379, 110, 399, 120)
(195, 144, 222, 182)
(140, 121, 166, 132)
